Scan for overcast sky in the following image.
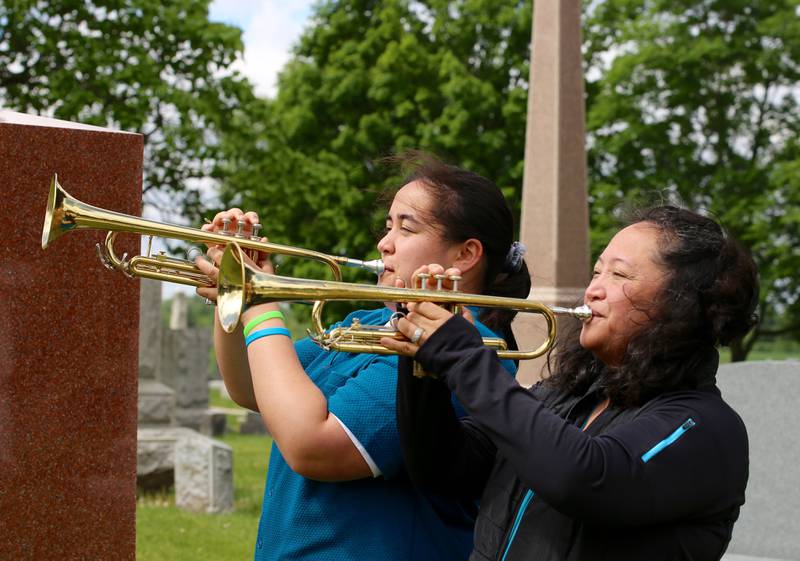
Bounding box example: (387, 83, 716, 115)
(209, 0, 316, 97)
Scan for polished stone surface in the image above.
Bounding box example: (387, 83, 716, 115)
(0, 111, 142, 560)
(516, 0, 590, 385)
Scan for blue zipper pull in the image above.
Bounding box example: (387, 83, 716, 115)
(642, 418, 696, 463)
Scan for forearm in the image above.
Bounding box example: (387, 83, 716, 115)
(417, 316, 743, 526)
(243, 304, 371, 480)
(397, 356, 495, 500)
(213, 313, 259, 411)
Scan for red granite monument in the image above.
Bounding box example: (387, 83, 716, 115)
(0, 110, 141, 560)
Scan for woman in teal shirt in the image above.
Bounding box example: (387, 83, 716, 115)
(196, 154, 529, 560)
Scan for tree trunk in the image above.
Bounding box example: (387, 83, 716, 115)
(729, 339, 748, 362)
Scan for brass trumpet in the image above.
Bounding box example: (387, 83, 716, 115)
(41, 174, 384, 285)
(218, 243, 592, 361)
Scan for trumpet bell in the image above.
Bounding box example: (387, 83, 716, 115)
(42, 174, 70, 249)
(218, 241, 249, 333)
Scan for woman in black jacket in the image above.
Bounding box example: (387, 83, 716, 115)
(381, 206, 759, 561)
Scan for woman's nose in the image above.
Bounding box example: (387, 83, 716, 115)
(377, 230, 393, 254)
(584, 276, 604, 302)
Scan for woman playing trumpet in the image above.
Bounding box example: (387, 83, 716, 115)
(195, 155, 528, 561)
(385, 206, 759, 561)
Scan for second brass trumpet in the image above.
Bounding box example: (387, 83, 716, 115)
(217, 243, 591, 361)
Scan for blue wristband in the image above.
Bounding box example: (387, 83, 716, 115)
(245, 327, 292, 347)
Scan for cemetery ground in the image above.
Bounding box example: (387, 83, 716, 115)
(136, 388, 270, 561)
(134, 303, 799, 561)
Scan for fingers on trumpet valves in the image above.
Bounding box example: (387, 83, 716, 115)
(206, 209, 262, 236)
(204, 209, 268, 261)
(410, 264, 463, 294)
(413, 273, 463, 292)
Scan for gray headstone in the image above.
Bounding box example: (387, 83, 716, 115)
(160, 328, 212, 430)
(139, 279, 162, 380)
(137, 379, 176, 427)
(169, 292, 189, 330)
(201, 409, 228, 437)
(137, 427, 195, 491)
(717, 361, 800, 560)
(175, 433, 234, 513)
(240, 410, 268, 435)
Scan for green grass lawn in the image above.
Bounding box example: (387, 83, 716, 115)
(137, 394, 271, 561)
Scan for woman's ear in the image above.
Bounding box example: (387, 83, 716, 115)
(452, 238, 484, 274)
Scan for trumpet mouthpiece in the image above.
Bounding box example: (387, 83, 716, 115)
(341, 258, 384, 275)
(572, 305, 592, 322)
(551, 304, 593, 322)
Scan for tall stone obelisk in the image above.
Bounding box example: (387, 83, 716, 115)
(514, 0, 590, 385)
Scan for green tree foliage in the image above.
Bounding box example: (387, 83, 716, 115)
(583, 0, 800, 359)
(215, 0, 533, 280)
(220, 0, 800, 359)
(0, 0, 255, 216)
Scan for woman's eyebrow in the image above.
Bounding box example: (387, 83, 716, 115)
(386, 212, 421, 224)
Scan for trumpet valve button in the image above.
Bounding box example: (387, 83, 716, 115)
(433, 274, 446, 291)
(221, 218, 231, 235)
(416, 273, 430, 290)
(235, 220, 246, 238)
(448, 275, 462, 292)
(251, 223, 262, 239)
(186, 247, 202, 261)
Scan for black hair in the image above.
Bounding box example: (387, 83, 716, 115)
(381, 152, 530, 343)
(547, 205, 759, 406)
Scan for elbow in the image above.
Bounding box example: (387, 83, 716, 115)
(285, 455, 323, 480)
(533, 464, 600, 513)
(281, 448, 340, 481)
(535, 472, 634, 526)
(227, 387, 259, 412)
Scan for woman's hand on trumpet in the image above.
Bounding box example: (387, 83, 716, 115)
(380, 263, 474, 357)
(194, 208, 273, 304)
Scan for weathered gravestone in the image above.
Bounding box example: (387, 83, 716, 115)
(717, 361, 800, 561)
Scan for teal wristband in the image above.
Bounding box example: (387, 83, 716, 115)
(243, 311, 286, 337)
(245, 327, 291, 347)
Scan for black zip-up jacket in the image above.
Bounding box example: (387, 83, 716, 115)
(397, 315, 748, 561)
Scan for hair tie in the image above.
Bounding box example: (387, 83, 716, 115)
(503, 241, 527, 273)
